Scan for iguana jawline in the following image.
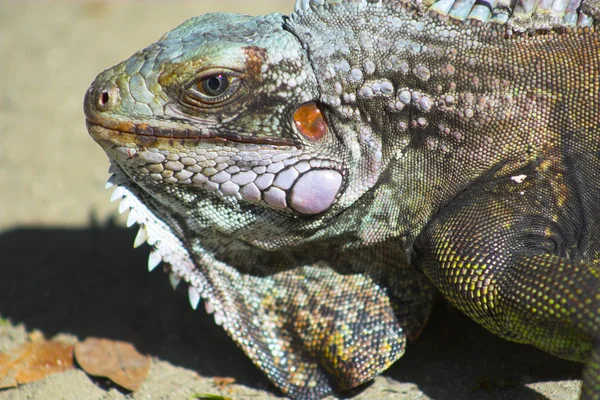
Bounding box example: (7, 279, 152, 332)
(85, 119, 298, 147)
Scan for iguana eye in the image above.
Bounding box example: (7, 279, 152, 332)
(198, 74, 230, 97)
(184, 71, 240, 106)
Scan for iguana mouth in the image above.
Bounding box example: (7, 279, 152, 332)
(85, 119, 298, 147)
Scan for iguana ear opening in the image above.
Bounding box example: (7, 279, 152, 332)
(293, 102, 328, 141)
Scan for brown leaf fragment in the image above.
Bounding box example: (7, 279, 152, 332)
(74, 337, 150, 392)
(0, 340, 74, 388)
(28, 330, 45, 343)
(212, 376, 235, 388)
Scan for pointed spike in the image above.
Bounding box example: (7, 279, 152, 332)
(562, 0, 582, 24)
(546, 0, 567, 14)
(133, 226, 148, 248)
(294, 0, 310, 12)
(169, 273, 181, 290)
(429, 0, 456, 15)
(106, 173, 127, 189)
(204, 300, 215, 314)
(448, 0, 477, 20)
(512, 0, 537, 17)
(468, 4, 492, 21)
(562, 11, 578, 24)
(468, 0, 498, 20)
(536, 0, 552, 12)
(147, 250, 162, 271)
(110, 186, 125, 202)
(118, 197, 130, 214)
(578, 13, 593, 26)
(126, 208, 138, 227)
(105, 176, 115, 189)
(214, 310, 224, 326)
(188, 286, 201, 310)
(108, 163, 117, 174)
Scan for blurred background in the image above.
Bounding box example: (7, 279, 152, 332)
(0, 0, 291, 229)
(0, 1, 584, 399)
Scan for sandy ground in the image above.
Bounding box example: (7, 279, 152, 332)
(0, 1, 585, 399)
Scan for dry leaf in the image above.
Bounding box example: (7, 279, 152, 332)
(75, 337, 150, 391)
(28, 330, 45, 343)
(0, 340, 74, 388)
(212, 377, 235, 388)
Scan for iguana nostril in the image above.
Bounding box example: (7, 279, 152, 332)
(94, 85, 120, 111)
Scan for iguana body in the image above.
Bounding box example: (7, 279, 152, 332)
(84, 0, 600, 398)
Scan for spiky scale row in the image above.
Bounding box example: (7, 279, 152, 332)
(107, 175, 202, 313)
(295, 0, 595, 27)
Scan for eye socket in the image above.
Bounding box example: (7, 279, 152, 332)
(197, 74, 230, 97)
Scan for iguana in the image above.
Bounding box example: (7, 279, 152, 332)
(84, 0, 600, 398)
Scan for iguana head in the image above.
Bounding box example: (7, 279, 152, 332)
(84, 12, 384, 224)
(85, 9, 432, 400)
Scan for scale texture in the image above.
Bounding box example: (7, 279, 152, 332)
(84, 0, 600, 398)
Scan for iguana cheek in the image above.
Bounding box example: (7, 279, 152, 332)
(97, 134, 345, 215)
(288, 169, 343, 215)
(257, 167, 343, 214)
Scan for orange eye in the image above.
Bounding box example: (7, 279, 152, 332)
(293, 102, 328, 141)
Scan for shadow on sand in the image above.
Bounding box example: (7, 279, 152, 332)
(0, 224, 581, 399)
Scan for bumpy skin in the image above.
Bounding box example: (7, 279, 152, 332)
(84, 1, 600, 399)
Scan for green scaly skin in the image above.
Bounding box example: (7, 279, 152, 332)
(84, 1, 600, 398)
